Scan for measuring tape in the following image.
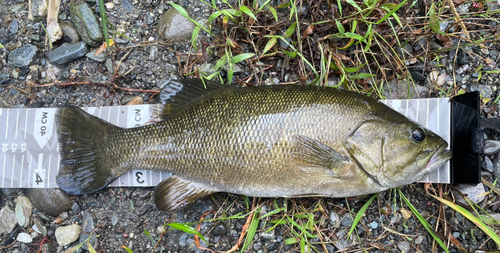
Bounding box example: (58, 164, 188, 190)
(0, 98, 451, 189)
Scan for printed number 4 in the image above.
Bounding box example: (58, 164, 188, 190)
(35, 173, 43, 185)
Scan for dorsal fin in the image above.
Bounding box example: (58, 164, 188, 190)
(157, 78, 231, 120)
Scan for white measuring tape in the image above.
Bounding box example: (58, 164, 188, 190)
(0, 98, 451, 189)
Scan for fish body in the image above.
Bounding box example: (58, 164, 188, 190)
(56, 79, 451, 211)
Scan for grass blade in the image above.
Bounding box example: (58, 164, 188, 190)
(239, 209, 260, 252)
(347, 194, 377, 239)
(231, 53, 255, 63)
(376, 0, 407, 25)
(168, 223, 208, 244)
(266, 5, 278, 22)
(98, 0, 109, 48)
(240, 5, 257, 21)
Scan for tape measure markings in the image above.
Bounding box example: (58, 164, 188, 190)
(5, 109, 9, 139)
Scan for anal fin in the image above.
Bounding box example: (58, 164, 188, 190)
(154, 176, 216, 212)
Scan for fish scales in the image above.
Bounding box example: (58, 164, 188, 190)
(56, 79, 451, 211)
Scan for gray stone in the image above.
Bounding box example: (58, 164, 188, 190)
(483, 156, 494, 173)
(27, 188, 73, 217)
(49, 42, 88, 65)
(10, 19, 19, 34)
(340, 214, 353, 227)
(111, 214, 119, 226)
(29, 0, 48, 19)
(27, 34, 41, 41)
(211, 223, 227, 235)
(105, 58, 113, 72)
(397, 241, 410, 252)
(8, 44, 38, 67)
(253, 243, 263, 250)
(157, 8, 195, 42)
(69, 0, 103, 47)
(33, 218, 47, 236)
(17, 232, 33, 243)
(329, 211, 340, 226)
(409, 70, 425, 83)
(10, 3, 25, 12)
(149, 46, 159, 60)
(484, 140, 500, 155)
(15, 196, 33, 228)
(60, 21, 80, 44)
(79, 211, 97, 250)
(55, 224, 81, 246)
(369, 221, 378, 229)
(86, 49, 107, 62)
(455, 183, 486, 205)
(415, 235, 424, 244)
(477, 85, 493, 98)
(71, 203, 81, 214)
(178, 232, 196, 250)
(0, 205, 17, 235)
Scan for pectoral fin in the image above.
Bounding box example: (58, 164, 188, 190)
(154, 176, 216, 212)
(293, 135, 350, 178)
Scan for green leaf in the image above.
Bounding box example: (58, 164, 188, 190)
(239, 210, 260, 253)
(144, 229, 156, 246)
(326, 32, 364, 40)
(258, 0, 272, 10)
(282, 49, 297, 58)
(208, 11, 223, 23)
(350, 73, 377, 79)
(227, 69, 234, 85)
(285, 237, 299, 245)
(346, 0, 362, 11)
(376, 0, 407, 25)
(88, 242, 97, 253)
(348, 194, 377, 239)
(231, 53, 254, 63)
(191, 25, 200, 51)
(240, 5, 257, 20)
(215, 54, 228, 70)
(266, 5, 278, 22)
(344, 64, 366, 73)
(121, 246, 134, 253)
(336, 20, 345, 34)
(168, 223, 208, 244)
(262, 37, 277, 55)
(98, 0, 109, 48)
(429, 3, 442, 34)
(285, 22, 297, 37)
(169, 2, 190, 18)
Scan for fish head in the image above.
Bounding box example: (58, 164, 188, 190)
(346, 117, 452, 188)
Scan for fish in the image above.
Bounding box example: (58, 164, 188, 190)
(56, 79, 452, 211)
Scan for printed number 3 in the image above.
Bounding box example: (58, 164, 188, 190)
(135, 172, 144, 184)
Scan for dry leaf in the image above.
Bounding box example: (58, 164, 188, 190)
(400, 208, 412, 220)
(95, 39, 115, 56)
(302, 25, 314, 40)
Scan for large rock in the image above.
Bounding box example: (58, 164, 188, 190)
(0, 205, 17, 235)
(55, 224, 81, 246)
(49, 42, 88, 65)
(157, 8, 195, 42)
(8, 44, 38, 67)
(27, 188, 74, 217)
(69, 0, 103, 47)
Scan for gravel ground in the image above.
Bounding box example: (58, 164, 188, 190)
(1, 0, 500, 252)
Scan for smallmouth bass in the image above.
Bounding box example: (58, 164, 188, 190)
(56, 79, 451, 211)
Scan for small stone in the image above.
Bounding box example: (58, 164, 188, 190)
(70, 69, 78, 74)
(10, 3, 26, 12)
(33, 218, 47, 236)
(79, 211, 97, 250)
(8, 44, 38, 67)
(69, 0, 104, 47)
(27, 188, 74, 217)
(29, 0, 48, 19)
(71, 203, 81, 214)
(369, 221, 378, 229)
(105, 58, 113, 72)
(0, 205, 17, 235)
(10, 19, 19, 34)
(452, 231, 460, 239)
(397, 241, 410, 252)
(484, 140, 500, 155)
(409, 70, 425, 83)
(86, 49, 107, 62)
(60, 21, 80, 44)
(149, 46, 159, 60)
(126, 96, 143, 105)
(111, 215, 119, 226)
(483, 156, 494, 172)
(49, 42, 88, 65)
(329, 211, 340, 226)
(17, 232, 33, 243)
(157, 8, 195, 42)
(105, 2, 115, 9)
(455, 183, 486, 205)
(15, 196, 33, 228)
(157, 225, 165, 234)
(27, 34, 40, 41)
(55, 224, 81, 246)
(253, 243, 263, 250)
(340, 214, 353, 227)
(415, 235, 424, 244)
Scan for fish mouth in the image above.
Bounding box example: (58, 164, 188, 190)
(422, 143, 452, 173)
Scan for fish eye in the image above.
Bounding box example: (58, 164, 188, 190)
(411, 127, 426, 143)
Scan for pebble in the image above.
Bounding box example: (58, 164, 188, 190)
(484, 140, 500, 155)
(8, 44, 38, 67)
(111, 214, 119, 226)
(340, 214, 353, 227)
(211, 223, 227, 235)
(27, 188, 74, 217)
(149, 46, 159, 60)
(60, 20, 80, 44)
(368, 221, 378, 229)
(253, 242, 263, 250)
(49, 42, 88, 65)
(415, 235, 424, 244)
(16, 232, 32, 243)
(397, 241, 410, 252)
(33, 218, 47, 236)
(86, 49, 107, 62)
(69, 0, 104, 47)
(0, 205, 17, 235)
(10, 19, 19, 34)
(55, 224, 81, 246)
(409, 70, 425, 83)
(29, 0, 48, 18)
(455, 183, 486, 205)
(329, 211, 340, 226)
(157, 8, 195, 42)
(79, 211, 98, 250)
(15, 196, 33, 228)
(482, 156, 493, 172)
(71, 203, 81, 214)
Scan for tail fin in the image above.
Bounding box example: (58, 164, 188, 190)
(56, 105, 123, 195)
